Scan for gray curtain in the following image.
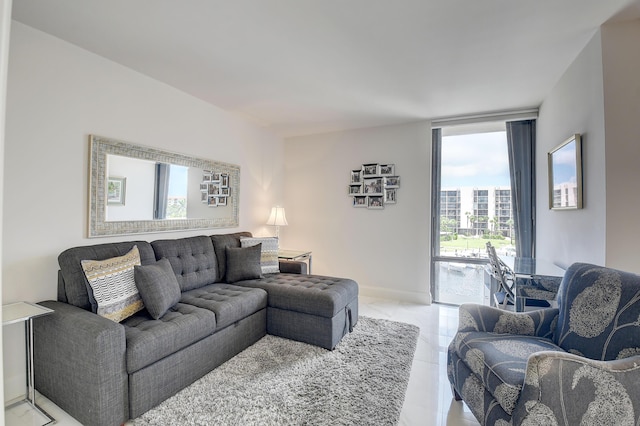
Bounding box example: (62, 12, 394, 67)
(431, 128, 442, 258)
(506, 120, 536, 258)
(154, 163, 170, 220)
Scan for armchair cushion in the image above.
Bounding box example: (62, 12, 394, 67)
(457, 303, 559, 339)
(455, 332, 565, 415)
(554, 263, 640, 361)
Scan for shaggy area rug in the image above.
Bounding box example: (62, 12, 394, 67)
(132, 316, 419, 425)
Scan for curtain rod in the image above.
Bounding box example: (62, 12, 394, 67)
(431, 108, 539, 128)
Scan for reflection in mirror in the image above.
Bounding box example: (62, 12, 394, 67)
(89, 135, 240, 237)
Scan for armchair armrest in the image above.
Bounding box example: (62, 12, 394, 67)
(514, 351, 640, 425)
(279, 259, 307, 274)
(458, 303, 559, 338)
(33, 301, 128, 426)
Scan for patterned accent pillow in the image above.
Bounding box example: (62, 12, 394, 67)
(81, 246, 144, 322)
(240, 237, 280, 274)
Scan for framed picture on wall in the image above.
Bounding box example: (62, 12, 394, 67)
(353, 196, 367, 207)
(107, 177, 126, 206)
(367, 196, 384, 209)
(348, 184, 363, 196)
(379, 164, 395, 176)
(385, 188, 397, 204)
(363, 177, 383, 195)
(384, 176, 400, 188)
(351, 170, 362, 183)
(362, 163, 379, 176)
(548, 134, 583, 210)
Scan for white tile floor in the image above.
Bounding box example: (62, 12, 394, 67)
(6, 297, 479, 426)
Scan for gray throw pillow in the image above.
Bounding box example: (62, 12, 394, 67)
(225, 244, 262, 283)
(134, 257, 181, 319)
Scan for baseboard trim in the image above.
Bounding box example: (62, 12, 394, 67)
(359, 286, 431, 305)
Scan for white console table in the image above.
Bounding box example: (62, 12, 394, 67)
(3, 301, 55, 425)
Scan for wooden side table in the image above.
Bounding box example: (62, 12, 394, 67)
(278, 249, 312, 274)
(3, 301, 55, 425)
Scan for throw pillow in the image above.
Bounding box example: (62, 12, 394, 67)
(80, 246, 143, 322)
(134, 258, 181, 320)
(225, 244, 262, 283)
(240, 236, 280, 274)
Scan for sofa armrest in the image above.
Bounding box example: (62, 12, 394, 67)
(458, 303, 559, 338)
(514, 351, 640, 424)
(33, 301, 128, 426)
(279, 259, 307, 274)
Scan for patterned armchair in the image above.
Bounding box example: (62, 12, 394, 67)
(447, 262, 640, 425)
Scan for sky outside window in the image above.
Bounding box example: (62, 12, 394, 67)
(441, 131, 509, 187)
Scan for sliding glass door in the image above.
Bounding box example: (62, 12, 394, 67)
(431, 123, 515, 305)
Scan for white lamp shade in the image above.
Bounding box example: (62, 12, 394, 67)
(266, 207, 288, 227)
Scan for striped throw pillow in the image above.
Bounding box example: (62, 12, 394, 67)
(240, 237, 280, 274)
(81, 246, 143, 322)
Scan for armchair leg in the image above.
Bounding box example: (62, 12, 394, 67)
(451, 385, 462, 401)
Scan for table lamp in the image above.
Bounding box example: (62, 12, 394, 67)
(266, 206, 288, 238)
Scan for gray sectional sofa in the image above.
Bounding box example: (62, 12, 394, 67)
(32, 232, 358, 426)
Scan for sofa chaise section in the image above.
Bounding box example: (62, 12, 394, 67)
(234, 273, 358, 349)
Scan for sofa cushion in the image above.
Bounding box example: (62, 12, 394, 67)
(456, 332, 564, 415)
(151, 236, 218, 292)
(210, 232, 253, 282)
(180, 284, 267, 329)
(240, 236, 280, 274)
(134, 258, 182, 320)
(122, 303, 216, 373)
(58, 241, 156, 311)
(554, 262, 640, 361)
(225, 245, 262, 283)
(80, 246, 144, 322)
(233, 273, 358, 318)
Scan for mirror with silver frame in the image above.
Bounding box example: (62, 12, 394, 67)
(88, 135, 240, 237)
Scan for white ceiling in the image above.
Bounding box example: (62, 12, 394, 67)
(11, 0, 640, 138)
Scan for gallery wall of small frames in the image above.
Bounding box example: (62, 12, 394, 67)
(348, 163, 400, 209)
(200, 171, 230, 207)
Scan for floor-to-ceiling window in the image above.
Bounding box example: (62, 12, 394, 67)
(431, 122, 515, 305)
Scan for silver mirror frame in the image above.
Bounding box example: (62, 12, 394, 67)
(547, 133, 582, 210)
(88, 135, 240, 237)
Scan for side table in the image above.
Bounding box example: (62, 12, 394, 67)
(3, 301, 55, 425)
(278, 249, 312, 274)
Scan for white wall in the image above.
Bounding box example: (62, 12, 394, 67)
(2, 21, 284, 401)
(537, 19, 640, 273)
(283, 121, 432, 303)
(0, 0, 13, 417)
(601, 19, 640, 272)
(536, 31, 607, 268)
